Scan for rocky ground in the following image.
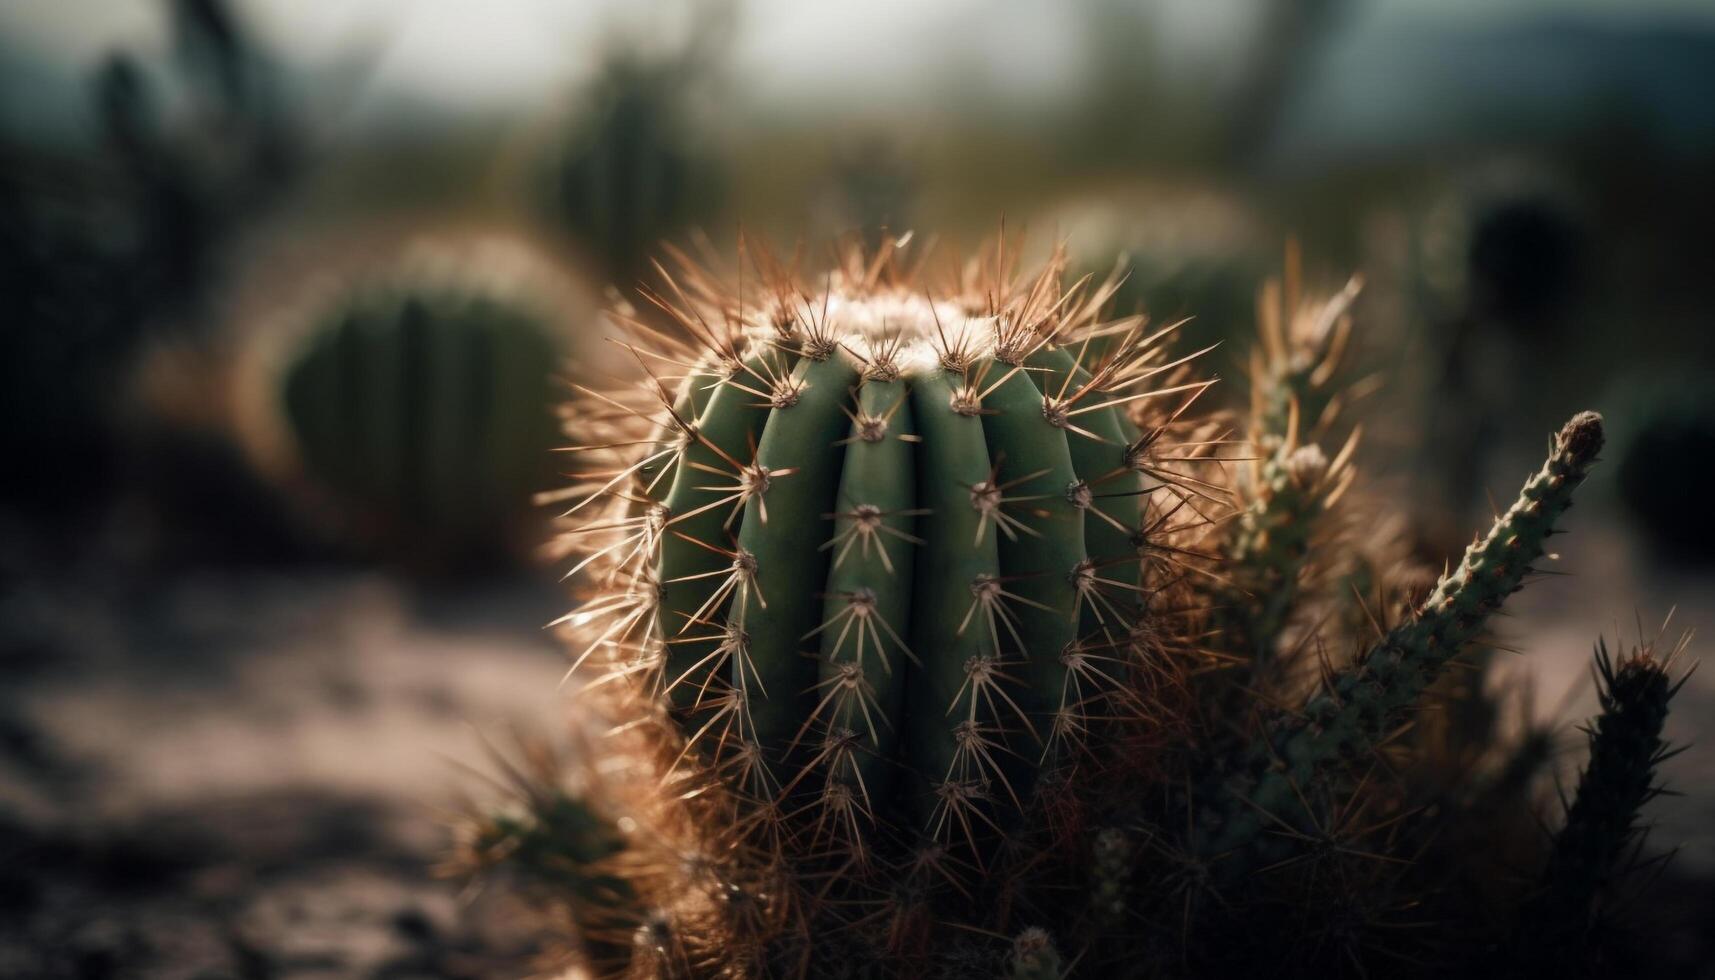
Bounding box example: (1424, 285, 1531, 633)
(0, 546, 570, 979)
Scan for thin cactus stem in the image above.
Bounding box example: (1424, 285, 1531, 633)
(1221, 410, 1358, 670)
(1506, 634, 1685, 969)
(1198, 412, 1605, 872)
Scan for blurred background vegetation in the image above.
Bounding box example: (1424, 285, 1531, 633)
(2, 1, 1713, 976)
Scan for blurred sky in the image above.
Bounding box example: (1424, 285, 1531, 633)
(5, 0, 1715, 135)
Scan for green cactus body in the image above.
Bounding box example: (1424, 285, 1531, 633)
(976, 360, 1086, 759)
(903, 367, 1005, 830)
(280, 285, 563, 557)
(627, 354, 727, 525)
(647, 298, 1151, 846)
(1030, 345, 1146, 641)
(816, 376, 918, 810)
(736, 352, 863, 773)
(656, 352, 779, 715)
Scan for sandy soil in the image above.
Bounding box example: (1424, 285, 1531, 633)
(1, 563, 572, 979)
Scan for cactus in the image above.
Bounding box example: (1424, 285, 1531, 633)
(614, 239, 1175, 849)
(550, 49, 725, 288)
(464, 236, 1693, 978)
(3, 0, 296, 511)
(274, 262, 566, 560)
(1505, 635, 1688, 974)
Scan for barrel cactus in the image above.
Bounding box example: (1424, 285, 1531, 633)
(267, 249, 569, 561)
(462, 237, 1690, 977)
(632, 245, 1189, 838)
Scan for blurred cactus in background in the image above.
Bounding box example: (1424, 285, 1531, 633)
(456, 236, 1691, 977)
(252, 242, 570, 565)
(95, 0, 297, 317)
(0, 0, 297, 513)
(1056, 192, 1271, 365)
(550, 54, 718, 289)
(546, 4, 732, 293)
(1606, 371, 1715, 567)
(1393, 168, 1590, 541)
(819, 135, 917, 252)
(1409, 168, 1588, 371)
(1464, 193, 1585, 337)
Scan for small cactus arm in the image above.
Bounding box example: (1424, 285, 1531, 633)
(1504, 635, 1686, 971)
(454, 738, 647, 973)
(1219, 261, 1362, 671)
(1249, 245, 1360, 443)
(1220, 410, 1357, 668)
(1198, 411, 1606, 871)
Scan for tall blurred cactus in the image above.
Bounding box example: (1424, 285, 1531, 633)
(97, 0, 297, 309)
(548, 4, 733, 290)
(551, 57, 714, 288)
(2, 0, 296, 511)
(273, 263, 566, 562)
(462, 236, 1691, 977)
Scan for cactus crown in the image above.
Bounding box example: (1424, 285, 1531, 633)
(462, 236, 1685, 978)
